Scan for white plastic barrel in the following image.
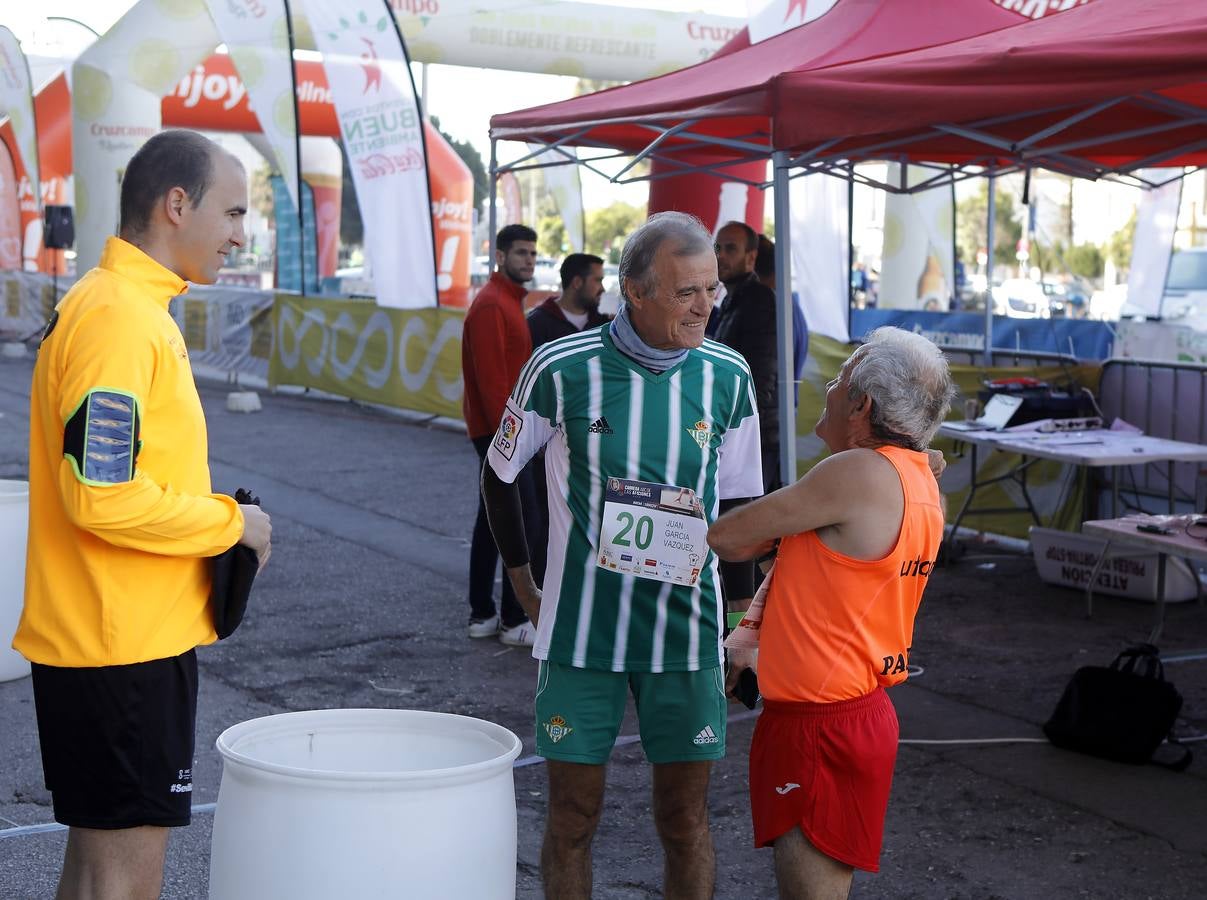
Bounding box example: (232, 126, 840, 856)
(0, 480, 30, 682)
(209, 708, 523, 900)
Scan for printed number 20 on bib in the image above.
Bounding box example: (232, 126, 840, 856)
(597, 477, 710, 587)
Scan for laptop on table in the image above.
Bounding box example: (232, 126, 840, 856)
(946, 393, 1024, 432)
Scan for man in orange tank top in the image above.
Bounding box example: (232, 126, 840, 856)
(709, 327, 955, 898)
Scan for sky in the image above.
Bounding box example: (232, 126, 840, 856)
(7, 1, 750, 210)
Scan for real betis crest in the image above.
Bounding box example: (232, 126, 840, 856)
(687, 419, 713, 450)
(544, 715, 573, 744)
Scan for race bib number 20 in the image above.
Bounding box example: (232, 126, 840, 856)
(597, 477, 710, 586)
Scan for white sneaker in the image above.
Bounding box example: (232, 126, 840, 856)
(499, 621, 536, 647)
(467, 614, 500, 638)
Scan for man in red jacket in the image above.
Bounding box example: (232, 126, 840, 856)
(461, 224, 539, 646)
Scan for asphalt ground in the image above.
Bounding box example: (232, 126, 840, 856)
(0, 350, 1206, 899)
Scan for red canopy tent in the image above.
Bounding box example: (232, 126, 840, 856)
(770, 0, 1207, 182)
(488, 0, 1207, 480)
(490, 0, 1207, 191)
(490, 0, 1031, 185)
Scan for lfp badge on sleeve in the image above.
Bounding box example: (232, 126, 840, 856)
(597, 477, 710, 586)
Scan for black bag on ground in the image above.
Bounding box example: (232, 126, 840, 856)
(210, 488, 261, 640)
(1043, 644, 1191, 771)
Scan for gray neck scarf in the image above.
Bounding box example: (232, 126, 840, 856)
(610, 304, 689, 373)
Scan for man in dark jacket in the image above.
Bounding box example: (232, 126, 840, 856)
(527, 253, 609, 346)
(524, 253, 610, 586)
(713, 220, 780, 492)
(756, 235, 808, 409)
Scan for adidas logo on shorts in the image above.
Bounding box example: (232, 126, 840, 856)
(587, 416, 614, 435)
(692, 724, 719, 746)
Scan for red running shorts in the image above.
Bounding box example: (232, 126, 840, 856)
(749, 688, 899, 872)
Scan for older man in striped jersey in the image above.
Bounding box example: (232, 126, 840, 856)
(483, 211, 763, 899)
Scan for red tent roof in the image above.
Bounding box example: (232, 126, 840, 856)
(490, 0, 1031, 152)
(771, 0, 1207, 172)
(491, 0, 1207, 178)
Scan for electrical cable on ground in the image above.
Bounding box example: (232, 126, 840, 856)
(6, 656, 1206, 842)
(3, 700, 1202, 842)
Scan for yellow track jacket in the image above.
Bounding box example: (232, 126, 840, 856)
(14, 237, 245, 667)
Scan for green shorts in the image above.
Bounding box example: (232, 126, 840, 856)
(534, 660, 728, 765)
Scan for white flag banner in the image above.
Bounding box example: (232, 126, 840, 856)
(528, 143, 583, 252)
(746, 0, 838, 44)
(880, 164, 955, 311)
(1128, 170, 1182, 319)
(0, 26, 41, 262)
(790, 173, 849, 343)
(204, 0, 301, 213)
(304, 0, 436, 308)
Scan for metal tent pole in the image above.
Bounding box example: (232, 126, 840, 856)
(847, 165, 855, 338)
(283, 0, 305, 295)
(488, 139, 498, 275)
(985, 173, 996, 367)
(772, 151, 796, 487)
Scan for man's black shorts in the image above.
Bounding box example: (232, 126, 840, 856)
(30, 649, 199, 829)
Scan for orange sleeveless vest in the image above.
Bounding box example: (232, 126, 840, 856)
(759, 445, 944, 703)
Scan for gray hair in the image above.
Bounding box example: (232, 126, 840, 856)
(847, 327, 956, 450)
(618, 211, 713, 303)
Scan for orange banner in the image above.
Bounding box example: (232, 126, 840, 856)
(0, 72, 71, 272)
(5, 57, 472, 305)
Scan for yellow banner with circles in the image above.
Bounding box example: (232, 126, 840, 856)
(269, 295, 464, 420)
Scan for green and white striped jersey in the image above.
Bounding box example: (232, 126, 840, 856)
(487, 323, 763, 673)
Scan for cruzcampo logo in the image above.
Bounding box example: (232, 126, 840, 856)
(687, 419, 713, 450)
(544, 715, 573, 744)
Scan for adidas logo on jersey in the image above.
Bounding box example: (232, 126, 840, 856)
(587, 416, 614, 434)
(692, 724, 719, 746)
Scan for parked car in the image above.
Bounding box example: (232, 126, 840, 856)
(991, 278, 1050, 318)
(1097, 248, 1207, 327)
(599, 263, 622, 316)
(1042, 279, 1090, 318)
(470, 255, 490, 286)
(1160, 247, 1207, 329)
(1090, 282, 1132, 321)
(531, 256, 561, 291)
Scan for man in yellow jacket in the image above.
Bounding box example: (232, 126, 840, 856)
(14, 129, 272, 900)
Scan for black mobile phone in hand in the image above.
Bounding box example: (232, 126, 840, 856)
(235, 488, 260, 507)
(731, 667, 760, 710)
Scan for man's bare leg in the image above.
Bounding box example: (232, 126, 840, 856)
(773, 826, 853, 900)
(57, 825, 170, 900)
(652, 761, 714, 900)
(542, 761, 607, 899)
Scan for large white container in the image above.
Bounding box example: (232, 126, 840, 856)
(0, 480, 30, 682)
(209, 708, 523, 900)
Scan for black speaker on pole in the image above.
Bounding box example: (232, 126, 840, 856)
(44, 205, 75, 250)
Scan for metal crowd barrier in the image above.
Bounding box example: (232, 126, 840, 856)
(938, 347, 1083, 370)
(1098, 358, 1207, 511)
